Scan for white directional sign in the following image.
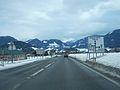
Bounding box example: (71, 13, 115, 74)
(88, 36, 104, 53)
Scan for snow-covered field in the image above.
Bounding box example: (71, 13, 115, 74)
(70, 54, 87, 61)
(69, 53, 120, 69)
(0, 56, 52, 71)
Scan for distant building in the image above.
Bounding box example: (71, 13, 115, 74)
(35, 48, 45, 56)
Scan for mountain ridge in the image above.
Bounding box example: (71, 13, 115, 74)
(0, 29, 120, 53)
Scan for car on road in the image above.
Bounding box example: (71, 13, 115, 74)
(64, 53, 68, 58)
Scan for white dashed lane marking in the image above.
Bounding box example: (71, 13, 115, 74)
(30, 62, 54, 77)
(44, 64, 52, 68)
(31, 68, 44, 77)
(11, 83, 21, 90)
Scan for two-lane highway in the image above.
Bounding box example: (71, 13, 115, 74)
(0, 56, 120, 90)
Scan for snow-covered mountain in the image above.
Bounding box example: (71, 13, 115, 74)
(63, 40, 75, 48)
(1, 29, 120, 53)
(0, 36, 17, 46)
(71, 37, 88, 48)
(26, 38, 43, 48)
(104, 29, 120, 48)
(27, 29, 120, 50)
(27, 39, 65, 50)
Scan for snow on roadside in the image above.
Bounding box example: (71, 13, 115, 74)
(97, 53, 120, 69)
(69, 54, 87, 61)
(69, 53, 120, 69)
(0, 56, 52, 71)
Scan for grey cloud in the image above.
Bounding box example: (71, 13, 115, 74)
(0, 0, 120, 41)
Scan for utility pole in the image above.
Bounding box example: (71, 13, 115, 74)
(2, 48, 4, 66)
(88, 44, 90, 60)
(94, 40, 96, 62)
(11, 44, 13, 63)
(93, 44, 95, 61)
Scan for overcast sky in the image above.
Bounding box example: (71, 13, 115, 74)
(0, 0, 120, 41)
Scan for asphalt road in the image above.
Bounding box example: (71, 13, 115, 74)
(0, 56, 120, 90)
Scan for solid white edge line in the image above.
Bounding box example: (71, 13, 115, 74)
(71, 58, 120, 87)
